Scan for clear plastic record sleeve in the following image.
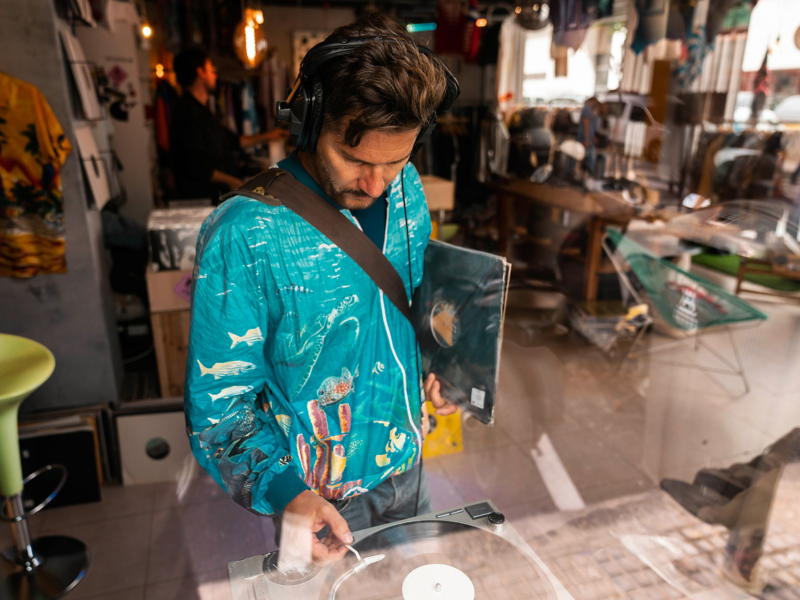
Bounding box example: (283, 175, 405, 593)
(412, 240, 511, 425)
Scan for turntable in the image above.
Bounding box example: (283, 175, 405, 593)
(228, 500, 574, 600)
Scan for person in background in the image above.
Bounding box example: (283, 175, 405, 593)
(577, 97, 600, 177)
(170, 48, 287, 201)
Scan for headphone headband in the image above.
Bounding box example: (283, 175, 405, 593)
(276, 35, 460, 154)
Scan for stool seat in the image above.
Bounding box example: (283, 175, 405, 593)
(0, 335, 55, 405)
(0, 334, 89, 600)
(0, 335, 54, 499)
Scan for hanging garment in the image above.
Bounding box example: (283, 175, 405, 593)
(496, 18, 527, 115)
(259, 53, 291, 128)
(751, 51, 770, 123)
(241, 82, 259, 136)
(477, 110, 510, 182)
(705, 0, 740, 43)
(550, 0, 596, 50)
(479, 21, 502, 66)
(674, 25, 709, 90)
(153, 78, 179, 153)
(631, 0, 672, 54)
(597, 0, 614, 19)
(0, 72, 72, 277)
(435, 0, 467, 56)
(463, 0, 483, 62)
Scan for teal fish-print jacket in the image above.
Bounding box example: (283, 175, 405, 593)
(184, 163, 431, 516)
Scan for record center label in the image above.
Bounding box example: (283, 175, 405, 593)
(470, 388, 486, 409)
(402, 564, 475, 600)
(431, 301, 459, 348)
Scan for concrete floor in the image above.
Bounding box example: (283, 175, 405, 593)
(3, 268, 799, 600)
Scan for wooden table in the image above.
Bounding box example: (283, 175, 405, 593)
(736, 256, 800, 301)
(493, 179, 637, 301)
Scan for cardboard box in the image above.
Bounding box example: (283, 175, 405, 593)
(146, 268, 192, 313)
(420, 175, 455, 211)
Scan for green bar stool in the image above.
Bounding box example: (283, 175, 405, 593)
(0, 334, 89, 599)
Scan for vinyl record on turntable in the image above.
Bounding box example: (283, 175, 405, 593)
(318, 519, 553, 599)
(227, 502, 562, 600)
(412, 240, 511, 425)
(402, 564, 474, 599)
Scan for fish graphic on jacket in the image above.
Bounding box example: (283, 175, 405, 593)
(228, 328, 264, 349)
(208, 386, 253, 402)
(197, 360, 256, 379)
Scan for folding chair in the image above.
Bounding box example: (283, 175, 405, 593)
(602, 229, 768, 395)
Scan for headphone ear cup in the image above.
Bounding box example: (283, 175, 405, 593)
(304, 77, 325, 153)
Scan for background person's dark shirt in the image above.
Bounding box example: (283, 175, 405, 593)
(170, 93, 241, 201)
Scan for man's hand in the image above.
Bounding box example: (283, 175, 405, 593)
(283, 490, 353, 564)
(424, 373, 457, 416)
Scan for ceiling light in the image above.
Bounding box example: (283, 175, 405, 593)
(407, 23, 437, 33)
(234, 9, 268, 69)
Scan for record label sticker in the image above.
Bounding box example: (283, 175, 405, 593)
(470, 388, 486, 409)
(430, 301, 459, 348)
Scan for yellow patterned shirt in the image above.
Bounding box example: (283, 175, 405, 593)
(0, 71, 72, 277)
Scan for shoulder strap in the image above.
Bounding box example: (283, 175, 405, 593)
(222, 169, 413, 324)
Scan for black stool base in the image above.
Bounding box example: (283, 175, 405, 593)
(0, 536, 89, 600)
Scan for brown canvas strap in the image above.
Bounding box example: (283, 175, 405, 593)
(221, 169, 412, 324)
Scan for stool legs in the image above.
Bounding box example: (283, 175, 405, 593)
(4, 495, 39, 571)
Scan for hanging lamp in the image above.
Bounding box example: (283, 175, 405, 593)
(234, 8, 268, 69)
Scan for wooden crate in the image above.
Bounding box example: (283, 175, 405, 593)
(150, 310, 191, 398)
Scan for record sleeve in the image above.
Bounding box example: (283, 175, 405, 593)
(412, 240, 511, 425)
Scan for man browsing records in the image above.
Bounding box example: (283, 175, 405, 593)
(184, 13, 459, 564)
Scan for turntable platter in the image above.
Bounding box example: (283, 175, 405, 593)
(319, 520, 554, 599)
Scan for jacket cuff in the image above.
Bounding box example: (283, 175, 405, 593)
(265, 468, 310, 514)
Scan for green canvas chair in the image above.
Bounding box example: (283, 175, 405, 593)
(602, 229, 768, 394)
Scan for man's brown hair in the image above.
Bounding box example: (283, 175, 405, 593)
(319, 13, 448, 147)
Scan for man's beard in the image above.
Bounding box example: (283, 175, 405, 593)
(307, 153, 382, 211)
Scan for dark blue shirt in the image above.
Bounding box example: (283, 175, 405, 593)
(277, 152, 387, 250)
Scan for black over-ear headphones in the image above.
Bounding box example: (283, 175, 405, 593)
(276, 37, 460, 156)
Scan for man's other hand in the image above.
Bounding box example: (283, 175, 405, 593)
(424, 373, 457, 416)
(283, 490, 353, 564)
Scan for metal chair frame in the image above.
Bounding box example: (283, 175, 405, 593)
(601, 232, 762, 396)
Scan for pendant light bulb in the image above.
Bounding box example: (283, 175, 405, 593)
(234, 9, 268, 69)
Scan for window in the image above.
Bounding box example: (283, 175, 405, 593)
(630, 105, 648, 123)
(606, 101, 625, 117)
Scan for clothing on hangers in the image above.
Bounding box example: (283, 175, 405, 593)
(154, 78, 179, 153)
(260, 53, 291, 128)
(0, 72, 72, 277)
(631, 0, 671, 54)
(550, 0, 596, 50)
(241, 81, 258, 136)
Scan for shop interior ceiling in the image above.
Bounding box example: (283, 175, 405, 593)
(257, 0, 439, 21)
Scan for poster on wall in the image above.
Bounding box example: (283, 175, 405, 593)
(74, 126, 111, 209)
(292, 30, 329, 77)
(58, 24, 103, 121)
